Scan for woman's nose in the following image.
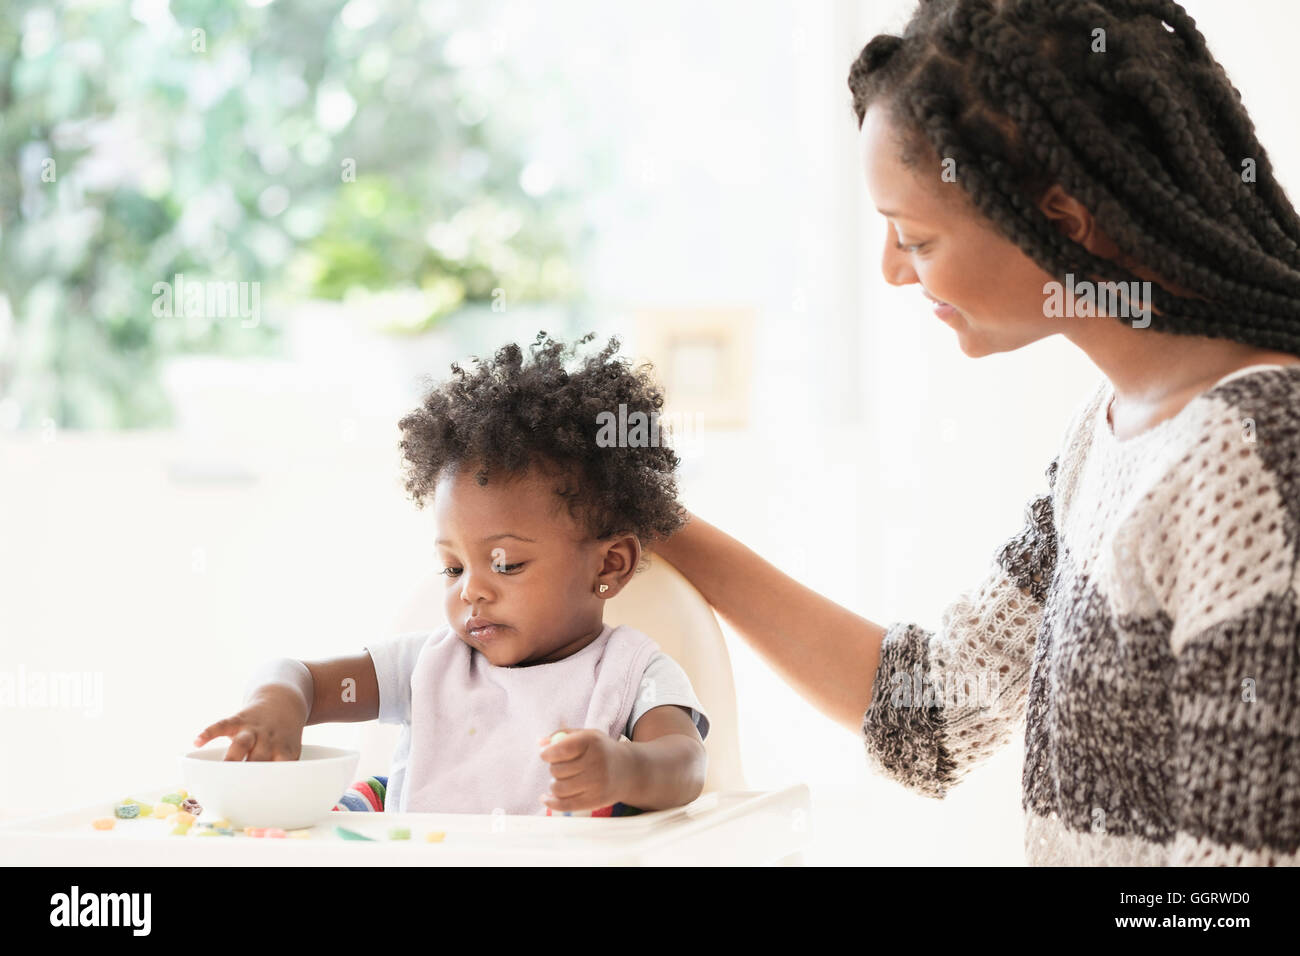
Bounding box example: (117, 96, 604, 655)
(881, 242, 918, 288)
(880, 223, 918, 288)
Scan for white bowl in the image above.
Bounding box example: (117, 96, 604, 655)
(179, 745, 360, 829)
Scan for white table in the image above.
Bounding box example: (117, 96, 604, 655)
(0, 785, 811, 866)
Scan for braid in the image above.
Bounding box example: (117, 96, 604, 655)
(847, 0, 1300, 354)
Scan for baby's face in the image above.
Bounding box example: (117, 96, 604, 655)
(433, 462, 618, 667)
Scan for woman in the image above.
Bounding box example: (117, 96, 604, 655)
(654, 0, 1300, 866)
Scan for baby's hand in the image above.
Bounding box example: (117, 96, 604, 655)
(193, 686, 308, 761)
(536, 728, 631, 813)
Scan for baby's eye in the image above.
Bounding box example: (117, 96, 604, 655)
(494, 562, 525, 574)
(440, 567, 463, 578)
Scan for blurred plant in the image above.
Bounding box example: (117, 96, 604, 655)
(0, 0, 593, 428)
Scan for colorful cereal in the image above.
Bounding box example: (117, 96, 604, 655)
(334, 825, 375, 841)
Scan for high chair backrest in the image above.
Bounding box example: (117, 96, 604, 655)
(603, 556, 746, 792)
(356, 555, 747, 794)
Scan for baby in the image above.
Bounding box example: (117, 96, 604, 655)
(194, 332, 710, 816)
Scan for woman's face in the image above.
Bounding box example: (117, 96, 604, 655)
(858, 102, 1066, 357)
(433, 462, 631, 667)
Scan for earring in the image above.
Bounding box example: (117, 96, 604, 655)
(598, 584, 609, 594)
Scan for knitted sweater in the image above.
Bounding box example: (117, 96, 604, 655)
(861, 363, 1300, 866)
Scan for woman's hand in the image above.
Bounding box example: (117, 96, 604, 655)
(536, 728, 631, 812)
(192, 684, 310, 761)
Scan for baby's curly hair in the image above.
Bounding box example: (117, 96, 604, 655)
(398, 331, 688, 548)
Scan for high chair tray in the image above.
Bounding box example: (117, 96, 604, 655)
(0, 785, 811, 866)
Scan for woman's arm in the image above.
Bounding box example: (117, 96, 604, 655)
(654, 513, 887, 733)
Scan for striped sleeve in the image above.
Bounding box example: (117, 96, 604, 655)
(861, 458, 1058, 798)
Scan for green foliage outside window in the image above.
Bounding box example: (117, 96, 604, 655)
(0, 0, 592, 428)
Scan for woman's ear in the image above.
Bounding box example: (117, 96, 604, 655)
(1038, 185, 1122, 260)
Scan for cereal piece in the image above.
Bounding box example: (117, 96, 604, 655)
(114, 802, 140, 820)
(160, 792, 184, 806)
(550, 731, 568, 745)
(171, 823, 191, 836)
(151, 803, 174, 819)
(245, 827, 266, 838)
(181, 797, 202, 816)
(287, 830, 311, 839)
(264, 828, 287, 838)
(170, 811, 195, 825)
(176, 789, 188, 800)
(215, 828, 234, 836)
(196, 829, 220, 837)
(425, 830, 446, 843)
(92, 817, 115, 831)
(208, 819, 230, 830)
(388, 826, 411, 840)
(334, 825, 375, 841)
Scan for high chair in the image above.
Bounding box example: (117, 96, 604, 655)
(0, 556, 809, 865)
(353, 555, 747, 793)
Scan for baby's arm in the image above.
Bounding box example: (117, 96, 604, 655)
(193, 652, 380, 761)
(622, 704, 707, 810)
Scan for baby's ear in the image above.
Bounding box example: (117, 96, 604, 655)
(597, 532, 641, 585)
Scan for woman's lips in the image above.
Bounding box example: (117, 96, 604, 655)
(923, 292, 959, 320)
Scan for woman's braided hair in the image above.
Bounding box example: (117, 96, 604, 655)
(848, 0, 1300, 352)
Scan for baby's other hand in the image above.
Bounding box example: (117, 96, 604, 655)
(536, 728, 630, 813)
(192, 687, 307, 761)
